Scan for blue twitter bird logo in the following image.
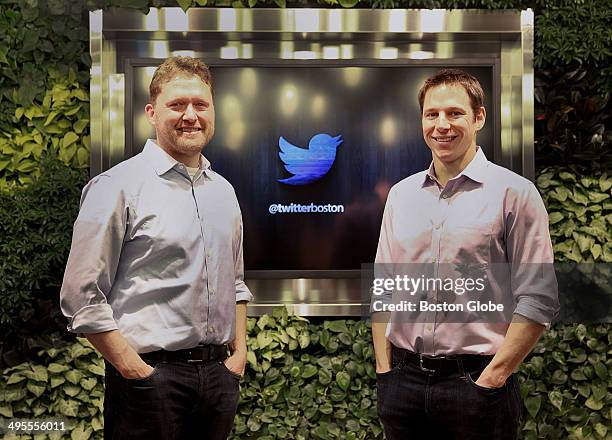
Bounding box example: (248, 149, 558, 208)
(277, 133, 343, 185)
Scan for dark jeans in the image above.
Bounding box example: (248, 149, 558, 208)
(104, 359, 240, 440)
(377, 350, 523, 440)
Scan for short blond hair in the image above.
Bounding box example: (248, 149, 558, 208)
(149, 56, 213, 104)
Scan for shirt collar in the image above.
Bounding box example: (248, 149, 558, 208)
(144, 139, 211, 177)
(422, 146, 489, 187)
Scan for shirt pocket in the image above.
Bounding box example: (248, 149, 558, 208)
(442, 221, 493, 264)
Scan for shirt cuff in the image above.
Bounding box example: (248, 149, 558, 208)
(236, 286, 253, 303)
(513, 296, 559, 327)
(67, 304, 118, 334)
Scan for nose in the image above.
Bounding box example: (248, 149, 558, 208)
(182, 104, 197, 121)
(436, 113, 450, 130)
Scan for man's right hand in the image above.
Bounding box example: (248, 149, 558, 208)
(376, 365, 393, 374)
(120, 361, 155, 380)
(85, 330, 155, 380)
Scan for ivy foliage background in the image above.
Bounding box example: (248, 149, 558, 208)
(0, 311, 609, 440)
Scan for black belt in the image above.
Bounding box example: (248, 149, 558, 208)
(140, 345, 229, 364)
(393, 345, 493, 375)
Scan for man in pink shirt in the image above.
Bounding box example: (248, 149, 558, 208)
(372, 69, 558, 439)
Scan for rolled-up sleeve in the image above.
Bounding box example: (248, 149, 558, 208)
(233, 211, 253, 303)
(59, 175, 127, 334)
(371, 188, 396, 311)
(505, 182, 560, 325)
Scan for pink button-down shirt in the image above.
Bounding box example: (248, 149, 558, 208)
(374, 148, 559, 355)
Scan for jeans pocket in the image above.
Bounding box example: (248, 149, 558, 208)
(124, 365, 160, 383)
(376, 367, 397, 380)
(465, 371, 505, 394)
(219, 361, 242, 380)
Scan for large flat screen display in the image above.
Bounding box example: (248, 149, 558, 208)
(131, 65, 495, 273)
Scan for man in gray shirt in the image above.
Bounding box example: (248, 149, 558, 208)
(60, 56, 252, 440)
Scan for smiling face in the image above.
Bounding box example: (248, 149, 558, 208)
(145, 75, 215, 166)
(422, 84, 485, 169)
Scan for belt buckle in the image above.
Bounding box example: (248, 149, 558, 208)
(186, 348, 203, 363)
(419, 354, 437, 374)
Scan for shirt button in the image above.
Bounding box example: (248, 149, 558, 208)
(209, 326, 214, 332)
(210, 288, 215, 295)
(432, 258, 437, 263)
(434, 224, 441, 230)
(441, 194, 449, 199)
(426, 325, 433, 331)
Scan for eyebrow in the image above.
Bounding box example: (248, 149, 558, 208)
(423, 106, 467, 113)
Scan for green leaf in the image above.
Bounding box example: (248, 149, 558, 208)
(62, 131, 79, 149)
(73, 119, 89, 134)
(325, 320, 349, 333)
(298, 332, 310, 349)
(338, 0, 359, 7)
(585, 396, 604, 410)
(88, 364, 105, 377)
(6, 373, 26, 385)
(524, 395, 541, 418)
(30, 365, 49, 382)
(336, 371, 350, 391)
(50, 376, 66, 388)
(0, 404, 13, 418)
(65, 370, 83, 385)
(176, 0, 192, 11)
(594, 423, 608, 438)
(548, 390, 563, 410)
(599, 174, 611, 192)
(26, 381, 46, 397)
(257, 331, 273, 349)
(257, 315, 270, 330)
(80, 378, 98, 391)
(48, 363, 70, 374)
(548, 212, 564, 224)
(301, 365, 317, 379)
(592, 361, 607, 380)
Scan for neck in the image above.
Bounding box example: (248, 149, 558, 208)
(432, 144, 477, 187)
(155, 140, 200, 168)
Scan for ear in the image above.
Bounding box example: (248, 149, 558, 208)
(145, 102, 156, 126)
(475, 106, 486, 131)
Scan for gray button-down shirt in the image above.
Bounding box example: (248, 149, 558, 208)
(60, 140, 253, 353)
(375, 147, 559, 355)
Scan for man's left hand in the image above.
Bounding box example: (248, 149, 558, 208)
(224, 350, 247, 377)
(474, 366, 507, 389)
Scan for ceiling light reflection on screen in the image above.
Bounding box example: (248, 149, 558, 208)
(343, 67, 361, 87)
(311, 95, 326, 119)
(239, 68, 257, 99)
(380, 116, 397, 147)
(221, 95, 245, 150)
(280, 84, 299, 116)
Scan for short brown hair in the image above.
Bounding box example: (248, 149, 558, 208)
(149, 56, 213, 104)
(418, 69, 484, 119)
